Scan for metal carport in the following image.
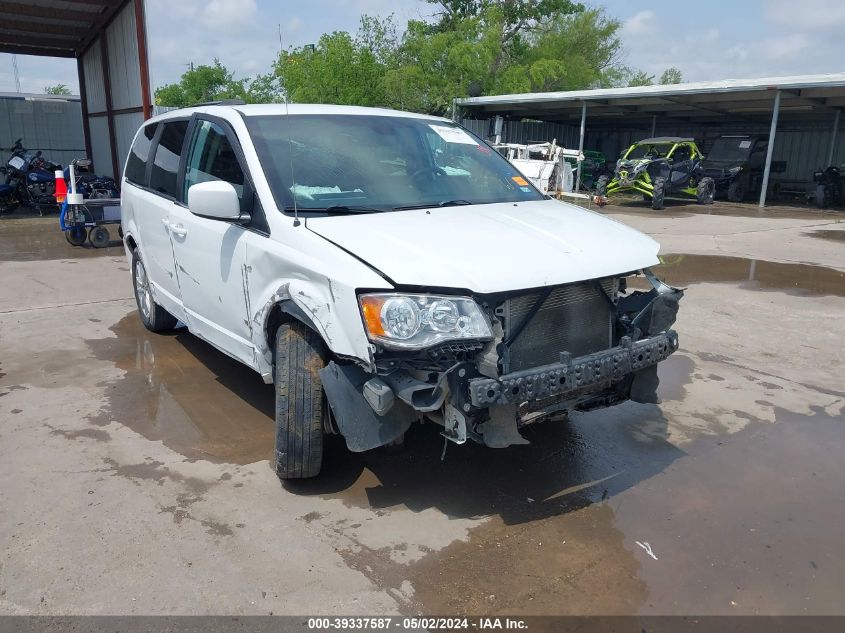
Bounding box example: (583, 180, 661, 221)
(0, 0, 152, 180)
(457, 73, 845, 207)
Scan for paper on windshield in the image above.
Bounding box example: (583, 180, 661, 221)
(429, 124, 478, 145)
(739, 140, 752, 149)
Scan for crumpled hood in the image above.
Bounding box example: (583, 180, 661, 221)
(306, 200, 660, 294)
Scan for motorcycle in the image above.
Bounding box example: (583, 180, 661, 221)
(2, 139, 118, 215)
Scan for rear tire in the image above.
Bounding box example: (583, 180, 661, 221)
(651, 177, 666, 210)
(596, 175, 608, 196)
(697, 177, 715, 205)
(727, 178, 746, 202)
(131, 249, 178, 332)
(274, 321, 327, 480)
(89, 226, 110, 248)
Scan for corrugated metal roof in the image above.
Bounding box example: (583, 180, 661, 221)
(458, 73, 845, 125)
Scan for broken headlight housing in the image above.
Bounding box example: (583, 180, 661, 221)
(359, 293, 492, 350)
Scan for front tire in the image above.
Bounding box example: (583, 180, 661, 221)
(65, 226, 87, 246)
(274, 321, 327, 480)
(596, 175, 608, 196)
(697, 177, 715, 205)
(131, 250, 178, 332)
(727, 178, 746, 202)
(89, 226, 110, 248)
(651, 177, 666, 210)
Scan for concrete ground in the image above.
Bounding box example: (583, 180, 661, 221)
(1, 201, 844, 616)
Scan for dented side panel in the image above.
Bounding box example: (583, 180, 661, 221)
(245, 228, 393, 378)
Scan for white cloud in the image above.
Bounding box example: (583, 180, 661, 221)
(621, 10, 657, 37)
(765, 0, 845, 30)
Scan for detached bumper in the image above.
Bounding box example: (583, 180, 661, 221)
(468, 331, 679, 407)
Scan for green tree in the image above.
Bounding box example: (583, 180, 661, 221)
(275, 16, 398, 106)
(660, 67, 683, 84)
(44, 84, 72, 95)
(627, 70, 654, 87)
(154, 59, 278, 106)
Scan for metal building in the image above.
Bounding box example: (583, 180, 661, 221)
(0, 92, 84, 166)
(458, 73, 845, 206)
(0, 0, 152, 180)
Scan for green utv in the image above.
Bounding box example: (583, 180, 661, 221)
(596, 137, 715, 210)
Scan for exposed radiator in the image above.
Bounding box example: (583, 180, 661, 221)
(498, 279, 616, 373)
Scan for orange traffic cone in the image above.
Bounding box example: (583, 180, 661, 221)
(54, 170, 67, 203)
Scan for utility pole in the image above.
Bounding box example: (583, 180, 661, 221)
(12, 55, 21, 93)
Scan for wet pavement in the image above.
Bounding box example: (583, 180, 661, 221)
(1, 211, 844, 616)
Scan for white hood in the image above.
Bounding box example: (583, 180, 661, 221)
(306, 200, 660, 294)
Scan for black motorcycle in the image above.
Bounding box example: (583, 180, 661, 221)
(811, 164, 843, 209)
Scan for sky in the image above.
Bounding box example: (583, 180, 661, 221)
(1, 0, 844, 96)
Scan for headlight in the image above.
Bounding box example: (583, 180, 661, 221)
(359, 293, 492, 350)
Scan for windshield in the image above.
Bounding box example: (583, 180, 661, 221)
(624, 143, 674, 160)
(246, 115, 544, 212)
(707, 137, 756, 163)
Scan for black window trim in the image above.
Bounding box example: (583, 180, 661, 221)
(144, 117, 191, 203)
(180, 112, 270, 236)
(124, 122, 158, 188)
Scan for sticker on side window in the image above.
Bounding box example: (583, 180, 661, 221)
(429, 124, 478, 145)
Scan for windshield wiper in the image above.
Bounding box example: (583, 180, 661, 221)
(393, 200, 473, 211)
(286, 205, 383, 214)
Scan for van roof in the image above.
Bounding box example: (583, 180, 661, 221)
(148, 103, 451, 125)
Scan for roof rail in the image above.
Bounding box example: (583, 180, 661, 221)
(192, 99, 246, 107)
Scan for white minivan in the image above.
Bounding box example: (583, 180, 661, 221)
(121, 103, 682, 479)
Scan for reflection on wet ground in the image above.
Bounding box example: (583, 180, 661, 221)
(591, 197, 844, 220)
(653, 254, 845, 297)
(0, 216, 123, 261)
(808, 229, 845, 243)
(86, 314, 275, 464)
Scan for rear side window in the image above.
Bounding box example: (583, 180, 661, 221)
(149, 120, 188, 199)
(183, 120, 245, 204)
(125, 124, 156, 185)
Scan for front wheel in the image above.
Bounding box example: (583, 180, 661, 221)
(89, 226, 110, 248)
(727, 178, 746, 202)
(815, 184, 827, 209)
(131, 250, 178, 332)
(595, 175, 609, 196)
(274, 321, 327, 480)
(65, 226, 87, 246)
(697, 177, 715, 205)
(651, 177, 666, 210)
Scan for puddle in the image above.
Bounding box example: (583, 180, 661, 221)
(86, 314, 275, 464)
(0, 217, 123, 261)
(652, 254, 845, 297)
(591, 197, 839, 221)
(808, 229, 845, 243)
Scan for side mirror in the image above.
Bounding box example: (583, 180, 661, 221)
(188, 180, 248, 223)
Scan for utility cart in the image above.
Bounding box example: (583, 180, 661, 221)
(59, 158, 122, 248)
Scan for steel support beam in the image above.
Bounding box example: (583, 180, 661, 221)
(651, 115, 657, 137)
(759, 90, 781, 208)
(133, 0, 152, 120)
(575, 101, 586, 192)
(827, 110, 840, 166)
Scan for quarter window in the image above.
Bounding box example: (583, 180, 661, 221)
(183, 120, 245, 205)
(125, 123, 156, 185)
(149, 120, 188, 199)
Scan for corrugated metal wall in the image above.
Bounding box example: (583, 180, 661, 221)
(80, 0, 146, 179)
(0, 95, 85, 167)
(462, 116, 844, 184)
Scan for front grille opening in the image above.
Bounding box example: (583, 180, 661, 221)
(500, 279, 616, 373)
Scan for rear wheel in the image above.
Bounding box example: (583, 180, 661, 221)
(65, 226, 87, 246)
(131, 250, 178, 332)
(727, 178, 746, 202)
(89, 226, 110, 248)
(651, 177, 666, 210)
(274, 321, 327, 480)
(697, 177, 716, 205)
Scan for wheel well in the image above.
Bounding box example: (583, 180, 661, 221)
(265, 303, 324, 361)
(125, 233, 137, 252)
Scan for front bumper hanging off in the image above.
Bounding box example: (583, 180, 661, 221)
(468, 331, 679, 407)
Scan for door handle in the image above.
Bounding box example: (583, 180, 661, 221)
(170, 223, 188, 238)
(160, 217, 170, 231)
